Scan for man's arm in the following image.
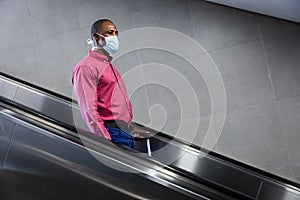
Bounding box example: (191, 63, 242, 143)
(73, 65, 111, 140)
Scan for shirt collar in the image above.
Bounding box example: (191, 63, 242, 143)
(88, 50, 110, 62)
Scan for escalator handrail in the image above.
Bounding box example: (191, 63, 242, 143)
(1, 72, 300, 194)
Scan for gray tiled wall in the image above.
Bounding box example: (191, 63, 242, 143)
(1, 0, 300, 183)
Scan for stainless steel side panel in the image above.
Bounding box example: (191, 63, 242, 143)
(1, 74, 300, 200)
(0, 78, 18, 100)
(172, 150, 261, 199)
(140, 137, 261, 199)
(137, 137, 300, 200)
(0, 113, 15, 172)
(14, 87, 75, 127)
(258, 182, 300, 200)
(0, 113, 207, 200)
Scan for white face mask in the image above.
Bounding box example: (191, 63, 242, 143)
(97, 34, 119, 55)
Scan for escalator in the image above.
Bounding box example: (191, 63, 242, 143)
(0, 72, 300, 200)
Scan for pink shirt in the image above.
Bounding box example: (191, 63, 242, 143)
(72, 50, 132, 140)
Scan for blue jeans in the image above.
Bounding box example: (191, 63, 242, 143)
(106, 126, 136, 149)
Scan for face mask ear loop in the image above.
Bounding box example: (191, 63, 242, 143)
(89, 33, 105, 51)
(96, 33, 106, 47)
(86, 38, 94, 49)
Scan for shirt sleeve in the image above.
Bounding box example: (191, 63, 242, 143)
(73, 65, 111, 140)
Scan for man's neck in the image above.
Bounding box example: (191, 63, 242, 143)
(92, 48, 113, 62)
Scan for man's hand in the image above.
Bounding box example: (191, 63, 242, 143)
(132, 127, 151, 140)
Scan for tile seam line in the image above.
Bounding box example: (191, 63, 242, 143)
(255, 14, 276, 102)
(207, 37, 261, 54)
(187, 0, 195, 39)
(256, 14, 296, 183)
(77, 1, 171, 30)
(162, 37, 261, 66)
(178, 100, 281, 120)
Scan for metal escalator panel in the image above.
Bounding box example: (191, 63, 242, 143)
(0, 114, 15, 172)
(1, 72, 300, 199)
(136, 133, 300, 200)
(0, 73, 78, 129)
(0, 105, 228, 200)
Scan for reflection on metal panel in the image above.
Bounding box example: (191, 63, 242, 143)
(0, 114, 15, 171)
(139, 136, 260, 199)
(1, 73, 300, 199)
(172, 151, 261, 199)
(1, 116, 207, 200)
(0, 78, 18, 100)
(14, 87, 75, 126)
(258, 181, 300, 200)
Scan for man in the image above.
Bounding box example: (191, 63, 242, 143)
(72, 19, 146, 149)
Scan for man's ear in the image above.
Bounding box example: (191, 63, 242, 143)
(93, 33, 105, 47)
